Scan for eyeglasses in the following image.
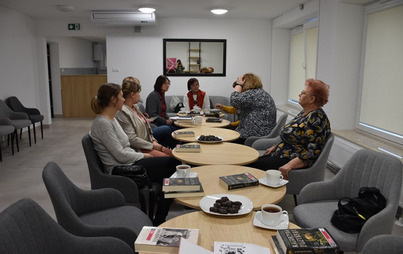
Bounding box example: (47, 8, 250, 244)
(300, 90, 313, 96)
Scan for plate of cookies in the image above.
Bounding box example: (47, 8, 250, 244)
(199, 194, 253, 216)
(196, 135, 223, 143)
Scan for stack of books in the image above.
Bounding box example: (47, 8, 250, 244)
(135, 226, 200, 253)
(270, 228, 339, 254)
(219, 172, 259, 190)
(162, 177, 204, 198)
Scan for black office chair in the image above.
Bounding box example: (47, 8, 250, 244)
(0, 118, 15, 161)
(6, 96, 44, 143)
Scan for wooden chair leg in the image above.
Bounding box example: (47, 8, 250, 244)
(32, 123, 37, 144)
(28, 126, 31, 147)
(293, 194, 298, 206)
(15, 129, 19, 152)
(40, 121, 43, 139)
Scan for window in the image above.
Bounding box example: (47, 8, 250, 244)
(288, 21, 318, 104)
(358, 1, 403, 145)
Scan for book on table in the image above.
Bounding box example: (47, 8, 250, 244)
(170, 116, 193, 122)
(206, 117, 222, 123)
(135, 226, 200, 253)
(173, 130, 195, 137)
(164, 184, 204, 198)
(174, 144, 201, 153)
(179, 238, 270, 254)
(162, 177, 201, 192)
(219, 172, 259, 190)
(272, 228, 339, 254)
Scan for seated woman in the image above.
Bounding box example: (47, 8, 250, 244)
(248, 79, 331, 180)
(90, 83, 180, 225)
(230, 73, 277, 144)
(182, 78, 210, 111)
(215, 103, 239, 129)
(115, 77, 176, 154)
(145, 75, 178, 131)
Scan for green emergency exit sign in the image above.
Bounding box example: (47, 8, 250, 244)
(68, 23, 80, 30)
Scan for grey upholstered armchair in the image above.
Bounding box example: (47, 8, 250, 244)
(362, 234, 403, 254)
(6, 96, 44, 143)
(42, 161, 153, 251)
(293, 149, 402, 252)
(0, 198, 134, 254)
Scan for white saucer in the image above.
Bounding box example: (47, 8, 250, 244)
(253, 211, 289, 230)
(259, 178, 288, 188)
(170, 172, 198, 178)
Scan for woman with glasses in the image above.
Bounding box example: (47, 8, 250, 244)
(145, 75, 177, 131)
(248, 78, 331, 180)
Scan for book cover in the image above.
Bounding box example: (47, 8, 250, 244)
(179, 239, 270, 254)
(276, 228, 339, 254)
(175, 144, 201, 153)
(219, 172, 259, 190)
(164, 184, 204, 198)
(270, 236, 285, 254)
(206, 118, 222, 123)
(135, 226, 199, 253)
(174, 130, 195, 137)
(162, 177, 201, 192)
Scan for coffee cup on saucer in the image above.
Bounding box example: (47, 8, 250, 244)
(265, 169, 283, 185)
(176, 164, 191, 177)
(260, 204, 288, 226)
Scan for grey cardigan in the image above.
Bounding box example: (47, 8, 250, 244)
(145, 90, 168, 126)
(90, 115, 144, 174)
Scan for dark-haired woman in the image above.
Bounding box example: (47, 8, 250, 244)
(90, 83, 180, 225)
(183, 78, 210, 111)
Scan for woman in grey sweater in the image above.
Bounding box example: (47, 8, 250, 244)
(90, 83, 180, 225)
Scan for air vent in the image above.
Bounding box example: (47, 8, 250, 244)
(90, 11, 156, 26)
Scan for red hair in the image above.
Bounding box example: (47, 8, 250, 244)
(305, 78, 330, 107)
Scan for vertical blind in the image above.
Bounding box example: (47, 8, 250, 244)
(359, 5, 403, 139)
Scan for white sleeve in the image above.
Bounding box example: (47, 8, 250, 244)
(203, 94, 210, 110)
(183, 95, 190, 109)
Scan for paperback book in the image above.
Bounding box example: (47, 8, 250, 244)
(164, 184, 204, 198)
(162, 177, 201, 192)
(175, 144, 201, 153)
(219, 172, 259, 190)
(273, 228, 339, 254)
(206, 118, 222, 123)
(135, 226, 200, 254)
(173, 130, 195, 137)
(179, 238, 270, 254)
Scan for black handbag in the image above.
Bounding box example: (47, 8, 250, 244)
(112, 164, 152, 189)
(330, 187, 386, 233)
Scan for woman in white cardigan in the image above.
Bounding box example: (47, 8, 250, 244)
(115, 77, 174, 156)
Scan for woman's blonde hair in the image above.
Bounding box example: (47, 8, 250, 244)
(90, 83, 121, 114)
(241, 73, 263, 91)
(121, 77, 141, 99)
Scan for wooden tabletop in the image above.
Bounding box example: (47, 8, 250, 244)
(138, 211, 298, 253)
(174, 165, 286, 210)
(172, 142, 259, 166)
(174, 117, 230, 128)
(172, 127, 240, 142)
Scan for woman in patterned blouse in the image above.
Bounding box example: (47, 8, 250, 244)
(248, 79, 331, 179)
(230, 73, 277, 144)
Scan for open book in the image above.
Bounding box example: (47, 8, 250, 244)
(179, 238, 270, 254)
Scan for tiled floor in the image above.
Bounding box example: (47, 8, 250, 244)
(0, 118, 402, 253)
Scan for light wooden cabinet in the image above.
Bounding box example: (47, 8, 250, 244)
(61, 75, 107, 118)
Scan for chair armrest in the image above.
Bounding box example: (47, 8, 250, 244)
(297, 179, 342, 204)
(94, 174, 141, 205)
(9, 111, 29, 120)
(244, 136, 263, 147)
(0, 117, 13, 125)
(252, 136, 281, 150)
(25, 108, 41, 115)
(76, 187, 127, 213)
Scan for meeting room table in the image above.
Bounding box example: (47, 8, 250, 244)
(174, 116, 231, 128)
(172, 142, 259, 166)
(174, 164, 286, 210)
(172, 127, 240, 143)
(138, 211, 299, 254)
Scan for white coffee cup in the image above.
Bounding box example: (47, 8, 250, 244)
(260, 204, 288, 226)
(192, 116, 202, 126)
(265, 169, 283, 185)
(176, 164, 191, 177)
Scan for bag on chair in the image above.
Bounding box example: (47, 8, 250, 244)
(331, 187, 386, 233)
(112, 164, 152, 189)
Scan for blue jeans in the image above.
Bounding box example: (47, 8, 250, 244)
(152, 125, 179, 149)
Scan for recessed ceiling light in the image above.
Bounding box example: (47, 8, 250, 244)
(211, 9, 228, 15)
(138, 7, 156, 13)
(56, 5, 74, 12)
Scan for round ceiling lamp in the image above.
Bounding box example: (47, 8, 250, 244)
(211, 9, 228, 15)
(56, 5, 74, 12)
(138, 7, 156, 13)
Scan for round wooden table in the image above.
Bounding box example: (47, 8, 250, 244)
(174, 117, 230, 128)
(172, 127, 240, 142)
(175, 165, 286, 210)
(172, 142, 259, 166)
(155, 211, 299, 254)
